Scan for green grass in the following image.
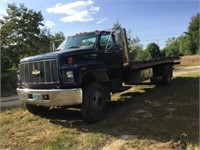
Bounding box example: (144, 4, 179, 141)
(0, 71, 199, 149)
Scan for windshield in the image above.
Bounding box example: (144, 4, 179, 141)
(57, 33, 97, 51)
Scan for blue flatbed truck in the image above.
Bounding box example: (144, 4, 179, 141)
(17, 27, 179, 123)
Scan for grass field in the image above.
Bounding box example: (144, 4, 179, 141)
(0, 70, 199, 150)
(180, 55, 200, 66)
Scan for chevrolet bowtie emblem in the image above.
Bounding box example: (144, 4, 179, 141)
(32, 70, 41, 75)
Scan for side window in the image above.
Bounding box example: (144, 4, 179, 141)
(100, 33, 115, 50)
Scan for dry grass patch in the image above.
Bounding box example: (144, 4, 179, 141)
(180, 55, 200, 66)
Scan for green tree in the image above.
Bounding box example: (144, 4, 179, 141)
(146, 43, 160, 58)
(113, 19, 121, 30)
(130, 37, 143, 60)
(163, 38, 180, 57)
(186, 13, 199, 54)
(163, 13, 199, 56)
(1, 3, 49, 71)
(129, 37, 151, 60)
(178, 35, 193, 55)
(50, 32, 65, 47)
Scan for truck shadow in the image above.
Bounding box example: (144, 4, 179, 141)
(44, 76, 199, 145)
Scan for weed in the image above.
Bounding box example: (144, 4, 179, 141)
(44, 134, 78, 150)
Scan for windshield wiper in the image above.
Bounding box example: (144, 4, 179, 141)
(67, 46, 80, 49)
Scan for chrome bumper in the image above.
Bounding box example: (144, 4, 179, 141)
(17, 88, 82, 107)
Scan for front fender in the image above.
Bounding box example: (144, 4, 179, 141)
(81, 69, 109, 83)
(80, 70, 111, 101)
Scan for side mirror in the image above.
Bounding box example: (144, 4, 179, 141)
(50, 41, 56, 52)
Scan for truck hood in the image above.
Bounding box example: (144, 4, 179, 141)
(20, 48, 93, 63)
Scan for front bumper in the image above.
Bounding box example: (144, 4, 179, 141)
(17, 88, 82, 107)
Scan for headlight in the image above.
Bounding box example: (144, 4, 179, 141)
(63, 70, 74, 83)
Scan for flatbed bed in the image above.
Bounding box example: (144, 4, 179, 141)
(128, 57, 180, 70)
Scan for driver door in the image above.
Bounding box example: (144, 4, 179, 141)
(98, 31, 123, 78)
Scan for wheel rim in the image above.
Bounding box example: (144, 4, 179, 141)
(92, 89, 104, 116)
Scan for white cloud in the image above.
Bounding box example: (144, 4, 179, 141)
(0, 9, 7, 20)
(97, 17, 108, 24)
(89, 5, 99, 12)
(45, 20, 55, 28)
(46, 0, 99, 23)
(2, 0, 9, 2)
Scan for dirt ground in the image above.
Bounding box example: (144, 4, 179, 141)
(173, 65, 200, 76)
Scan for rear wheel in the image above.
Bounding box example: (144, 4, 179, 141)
(162, 65, 172, 84)
(81, 82, 106, 123)
(151, 65, 172, 85)
(26, 104, 49, 116)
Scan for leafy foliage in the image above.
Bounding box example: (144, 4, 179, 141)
(128, 13, 199, 58)
(130, 37, 142, 58)
(163, 38, 180, 57)
(146, 43, 161, 58)
(113, 20, 121, 30)
(130, 37, 150, 61)
(178, 35, 193, 55)
(0, 3, 64, 71)
(50, 32, 65, 47)
(1, 4, 45, 70)
(163, 13, 199, 56)
(187, 13, 199, 54)
(116, 13, 200, 60)
(0, 3, 65, 95)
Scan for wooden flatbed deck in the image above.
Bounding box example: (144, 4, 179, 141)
(124, 57, 180, 70)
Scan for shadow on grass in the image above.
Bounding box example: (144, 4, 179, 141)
(41, 76, 199, 145)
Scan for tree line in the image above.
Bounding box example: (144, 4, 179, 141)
(1, 4, 199, 72)
(1, 4, 65, 72)
(128, 13, 199, 61)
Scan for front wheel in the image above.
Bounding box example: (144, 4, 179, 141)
(81, 82, 106, 123)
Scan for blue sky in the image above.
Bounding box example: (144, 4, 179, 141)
(0, 0, 199, 48)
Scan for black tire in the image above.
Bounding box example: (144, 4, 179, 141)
(162, 65, 172, 84)
(81, 82, 106, 123)
(151, 65, 172, 85)
(26, 104, 49, 116)
(150, 77, 160, 84)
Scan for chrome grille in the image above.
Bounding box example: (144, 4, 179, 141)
(20, 59, 59, 84)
